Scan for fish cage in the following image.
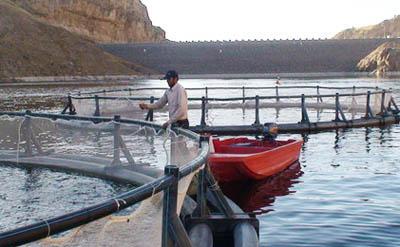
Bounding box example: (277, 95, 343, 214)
(62, 85, 400, 135)
(0, 112, 259, 247)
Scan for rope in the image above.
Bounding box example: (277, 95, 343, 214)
(162, 127, 171, 167)
(43, 219, 51, 237)
(208, 180, 220, 191)
(113, 199, 127, 211)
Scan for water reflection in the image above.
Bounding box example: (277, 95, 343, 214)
(316, 108, 322, 121)
(379, 126, 391, 145)
(219, 162, 303, 213)
(333, 129, 360, 155)
(365, 127, 372, 153)
(23, 168, 42, 192)
(300, 133, 309, 153)
(333, 130, 339, 154)
(275, 107, 280, 120)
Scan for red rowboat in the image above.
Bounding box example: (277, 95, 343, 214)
(208, 137, 303, 182)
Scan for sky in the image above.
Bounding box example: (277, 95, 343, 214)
(141, 0, 399, 41)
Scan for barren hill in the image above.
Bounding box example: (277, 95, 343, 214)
(11, 0, 166, 43)
(357, 41, 400, 76)
(0, 0, 154, 79)
(334, 15, 400, 39)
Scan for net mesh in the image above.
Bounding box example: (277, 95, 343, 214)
(0, 116, 201, 246)
(71, 87, 392, 126)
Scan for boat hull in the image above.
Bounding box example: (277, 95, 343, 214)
(208, 138, 303, 182)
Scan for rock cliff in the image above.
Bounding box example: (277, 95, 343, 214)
(357, 41, 400, 76)
(11, 0, 165, 43)
(0, 0, 154, 79)
(334, 15, 400, 39)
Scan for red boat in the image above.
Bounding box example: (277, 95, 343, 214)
(208, 137, 303, 182)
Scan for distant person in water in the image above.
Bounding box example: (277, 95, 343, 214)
(139, 70, 189, 129)
(276, 76, 281, 85)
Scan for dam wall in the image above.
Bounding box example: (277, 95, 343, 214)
(100, 38, 398, 75)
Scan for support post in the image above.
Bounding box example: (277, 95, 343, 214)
(380, 90, 388, 116)
(275, 86, 280, 102)
(162, 165, 192, 247)
(110, 116, 135, 165)
(365, 91, 373, 119)
(300, 94, 310, 124)
(317, 86, 323, 103)
(197, 168, 208, 217)
(205, 87, 209, 115)
(94, 95, 100, 117)
(334, 93, 347, 122)
(351, 86, 357, 107)
(61, 95, 76, 115)
(111, 115, 121, 165)
(67, 95, 76, 115)
(253, 95, 260, 125)
(389, 97, 400, 113)
(335, 93, 340, 121)
(145, 96, 154, 121)
(242, 86, 245, 104)
(200, 96, 206, 127)
(117, 135, 135, 165)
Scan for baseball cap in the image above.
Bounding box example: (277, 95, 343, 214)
(161, 70, 179, 80)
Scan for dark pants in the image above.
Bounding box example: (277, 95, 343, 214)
(172, 119, 189, 129)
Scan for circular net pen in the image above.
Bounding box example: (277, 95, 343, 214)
(64, 86, 400, 135)
(0, 112, 217, 247)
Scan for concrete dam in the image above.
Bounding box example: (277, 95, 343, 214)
(100, 38, 397, 75)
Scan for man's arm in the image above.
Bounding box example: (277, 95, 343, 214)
(140, 92, 168, 110)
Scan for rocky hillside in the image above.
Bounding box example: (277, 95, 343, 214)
(0, 0, 154, 79)
(11, 0, 166, 43)
(334, 15, 400, 39)
(357, 41, 400, 75)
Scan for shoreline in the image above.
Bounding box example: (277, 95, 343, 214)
(1, 72, 400, 87)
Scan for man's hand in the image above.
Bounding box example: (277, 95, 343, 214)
(139, 103, 148, 110)
(162, 122, 169, 129)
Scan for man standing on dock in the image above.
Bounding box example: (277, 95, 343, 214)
(139, 70, 189, 129)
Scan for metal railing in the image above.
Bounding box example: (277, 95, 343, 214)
(72, 85, 383, 96)
(64, 86, 398, 128)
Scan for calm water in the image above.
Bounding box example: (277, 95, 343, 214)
(1, 77, 400, 246)
(0, 165, 133, 232)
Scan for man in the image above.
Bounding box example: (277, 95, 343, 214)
(139, 70, 189, 129)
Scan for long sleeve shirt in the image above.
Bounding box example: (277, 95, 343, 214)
(147, 83, 188, 124)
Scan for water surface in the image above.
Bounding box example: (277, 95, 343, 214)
(1, 77, 400, 246)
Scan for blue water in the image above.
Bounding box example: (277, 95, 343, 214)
(1, 77, 400, 246)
